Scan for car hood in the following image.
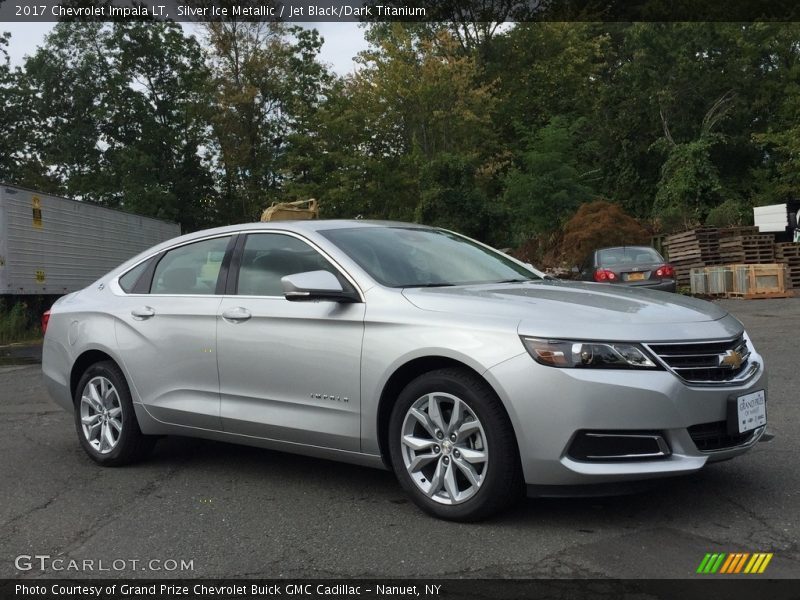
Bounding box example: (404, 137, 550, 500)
(402, 280, 742, 342)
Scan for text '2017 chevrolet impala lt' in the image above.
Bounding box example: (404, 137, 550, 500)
(42, 221, 768, 520)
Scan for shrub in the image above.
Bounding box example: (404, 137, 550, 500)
(561, 200, 650, 267)
(0, 299, 38, 345)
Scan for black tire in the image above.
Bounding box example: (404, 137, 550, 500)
(388, 367, 523, 521)
(73, 360, 155, 466)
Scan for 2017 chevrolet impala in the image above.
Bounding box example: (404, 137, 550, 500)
(42, 221, 768, 520)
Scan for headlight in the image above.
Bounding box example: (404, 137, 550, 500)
(521, 337, 657, 369)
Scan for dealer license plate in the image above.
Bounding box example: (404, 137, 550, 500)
(626, 272, 646, 281)
(737, 390, 766, 433)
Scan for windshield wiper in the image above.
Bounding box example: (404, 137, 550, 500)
(403, 282, 457, 288)
(492, 278, 534, 284)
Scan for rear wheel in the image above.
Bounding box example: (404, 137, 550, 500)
(388, 368, 523, 521)
(73, 361, 155, 466)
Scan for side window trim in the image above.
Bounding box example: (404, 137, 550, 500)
(215, 234, 240, 295)
(225, 234, 247, 296)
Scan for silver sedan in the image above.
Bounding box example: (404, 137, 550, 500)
(42, 221, 768, 520)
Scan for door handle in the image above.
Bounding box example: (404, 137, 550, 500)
(222, 307, 252, 323)
(131, 306, 155, 320)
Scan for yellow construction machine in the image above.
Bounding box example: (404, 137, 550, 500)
(260, 199, 319, 222)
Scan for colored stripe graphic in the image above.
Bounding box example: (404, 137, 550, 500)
(744, 554, 760, 573)
(707, 553, 726, 573)
(758, 554, 773, 573)
(698, 552, 772, 574)
(713, 553, 727, 573)
(719, 554, 736, 574)
(697, 554, 713, 573)
(733, 553, 750, 573)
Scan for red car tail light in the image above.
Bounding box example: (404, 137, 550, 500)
(42, 310, 51, 335)
(593, 269, 617, 282)
(656, 265, 675, 278)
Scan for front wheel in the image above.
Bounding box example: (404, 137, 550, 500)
(388, 368, 523, 521)
(73, 361, 155, 466)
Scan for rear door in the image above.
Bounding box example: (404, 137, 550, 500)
(216, 231, 365, 451)
(113, 234, 233, 430)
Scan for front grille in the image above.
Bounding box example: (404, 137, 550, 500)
(647, 335, 751, 384)
(688, 421, 755, 452)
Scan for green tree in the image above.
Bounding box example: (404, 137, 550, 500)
(21, 23, 109, 200)
(502, 117, 596, 244)
(21, 22, 216, 231)
(416, 153, 504, 243)
(0, 32, 21, 183)
(105, 21, 216, 231)
(652, 92, 735, 230)
(205, 22, 333, 223)
(310, 23, 498, 222)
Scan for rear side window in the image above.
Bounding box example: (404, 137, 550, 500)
(151, 237, 230, 295)
(118, 259, 151, 293)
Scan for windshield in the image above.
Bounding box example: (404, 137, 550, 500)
(321, 227, 540, 288)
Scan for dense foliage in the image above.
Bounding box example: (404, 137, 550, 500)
(2, 22, 800, 248)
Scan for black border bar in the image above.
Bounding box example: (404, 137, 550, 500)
(3, 579, 800, 600)
(3, 0, 800, 23)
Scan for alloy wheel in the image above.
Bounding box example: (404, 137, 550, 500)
(79, 376, 123, 455)
(400, 392, 488, 505)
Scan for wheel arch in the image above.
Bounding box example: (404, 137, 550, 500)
(70, 349, 120, 403)
(376, 355, 515, 468)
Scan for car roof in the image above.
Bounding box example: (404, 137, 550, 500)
(135, 220, 437, 257)
(191, 219, 433, 237)
(171, 219, 434, 242)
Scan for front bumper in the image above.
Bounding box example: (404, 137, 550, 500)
(484, 351, 767, 488)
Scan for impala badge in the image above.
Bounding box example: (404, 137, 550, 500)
(311, 393, 349, 403)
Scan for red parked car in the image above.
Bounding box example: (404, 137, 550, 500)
(577, 246, 676, 292)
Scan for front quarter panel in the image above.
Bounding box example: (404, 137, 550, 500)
(359, 286, 523, 455)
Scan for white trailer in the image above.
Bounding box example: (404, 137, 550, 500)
(0, 184, 181, 295)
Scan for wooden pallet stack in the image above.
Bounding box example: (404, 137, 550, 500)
(719, 226, 759, 237)
(775, 243, 800, 289)
(690, 264, 793, 299)
(728, 264, 792, 299)
(718, 232, 775, 264)
(663, 228, 720, 287)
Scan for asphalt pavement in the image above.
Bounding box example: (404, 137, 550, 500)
(1, 298, 798, 579)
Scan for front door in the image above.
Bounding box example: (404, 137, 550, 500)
(217, 232, 365, 451)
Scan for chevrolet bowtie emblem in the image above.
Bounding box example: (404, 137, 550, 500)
(719, 349, 743, 369)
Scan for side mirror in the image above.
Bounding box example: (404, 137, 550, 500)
(281, 270, 359, 303)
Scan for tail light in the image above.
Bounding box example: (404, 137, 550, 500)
(656, 265, 675, 278)
(41, 310, 51, 335)
(593, 269, 617, 282)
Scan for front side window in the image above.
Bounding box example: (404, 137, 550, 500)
(151, 236, 230, 294)
(236, 233, 340, 296)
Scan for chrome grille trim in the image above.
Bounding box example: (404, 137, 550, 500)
(644, 335, 758, 386)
